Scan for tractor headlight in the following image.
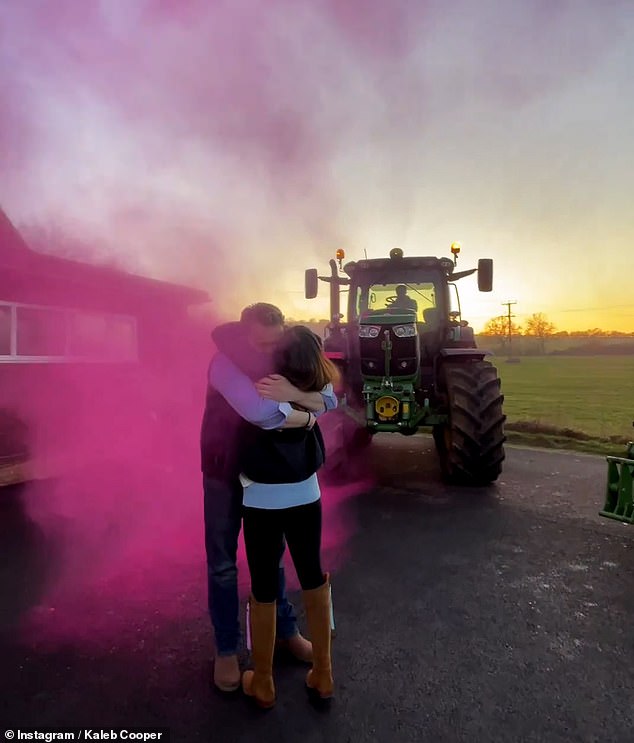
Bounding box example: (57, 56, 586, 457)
(359, 325, 380, 338)
(393, 324, 417, 338)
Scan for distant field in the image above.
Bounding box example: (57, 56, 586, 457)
(493, 355, 634, 443)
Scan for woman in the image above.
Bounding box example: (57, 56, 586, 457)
(239, 325, 339, 709)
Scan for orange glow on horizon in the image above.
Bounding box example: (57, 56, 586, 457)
(248, 295, 634, 336)
(213, 240, 634, 337)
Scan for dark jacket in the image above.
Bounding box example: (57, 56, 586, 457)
(200, 322, 325, 484)
(239, 414, 325, 484)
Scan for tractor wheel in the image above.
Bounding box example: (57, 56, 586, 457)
(319, 408, 372, 484)
(433, 361, 506, 485)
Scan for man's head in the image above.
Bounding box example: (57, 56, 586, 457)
(396, 284, 407, 297)
(240, 303, 285, 354)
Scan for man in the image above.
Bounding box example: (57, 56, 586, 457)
(201, 303, 337, 692)
(391, 284, 418, 313)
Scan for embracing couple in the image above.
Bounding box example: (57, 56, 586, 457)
(200, 302, 339, 708)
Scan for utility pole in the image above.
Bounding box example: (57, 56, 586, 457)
(501, 301, 517, 357)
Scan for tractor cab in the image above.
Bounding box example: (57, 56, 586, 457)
(308, 245, 491, 370)
(352, 271, 446, 362)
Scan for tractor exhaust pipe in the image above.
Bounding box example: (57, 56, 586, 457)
(329, 259, 340, 322)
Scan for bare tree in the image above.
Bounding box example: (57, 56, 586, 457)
(480, 316, 522, 352)
(480, 316, 507, 337)
(524, 313, 556, 354)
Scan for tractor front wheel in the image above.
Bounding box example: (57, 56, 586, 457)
(433, 361, 506, 485)
(319, 407, 372, 484)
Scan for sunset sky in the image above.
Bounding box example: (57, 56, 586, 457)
(1, 0, 633, 333)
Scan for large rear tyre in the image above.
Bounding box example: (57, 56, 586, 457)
(433, 361, 506, 485)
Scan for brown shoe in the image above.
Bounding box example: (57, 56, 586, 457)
(276, 633, 313, 664)
(213, 654, 241, 692)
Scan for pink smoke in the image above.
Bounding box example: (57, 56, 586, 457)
(2, 0, 627, 299)
(0, 220, 370, 649)
(20, 471, 369, 650)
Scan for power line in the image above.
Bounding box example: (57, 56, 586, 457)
(501, 300, 517, 357)
(467, 304, 634, 319)
(532, 304, 634, 314)
(474, 303, 634, 316)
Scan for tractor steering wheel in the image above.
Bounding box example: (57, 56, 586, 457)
(385, 295, 398, 306)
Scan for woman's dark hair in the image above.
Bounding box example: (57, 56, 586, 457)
(273, 325, 340, 392)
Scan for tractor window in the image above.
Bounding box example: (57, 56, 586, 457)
(355, 282, 438, 324)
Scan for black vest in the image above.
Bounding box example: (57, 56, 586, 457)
(239, 415, 325, 484)
(200, 323, 325, 483)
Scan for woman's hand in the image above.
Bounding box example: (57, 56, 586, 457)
(255, 374, 299, 402)
(257, 375, 329, 414)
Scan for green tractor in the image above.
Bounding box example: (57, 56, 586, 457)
(305, 243, 506, 485)
(599, 422, 634, 524)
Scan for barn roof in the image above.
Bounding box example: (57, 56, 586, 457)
(0, 207, 210, 308)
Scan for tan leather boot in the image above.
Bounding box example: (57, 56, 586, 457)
(241, 596, 277, 708)
(303, 574, 334, 700)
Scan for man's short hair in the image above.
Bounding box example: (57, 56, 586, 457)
(240, 303, 284, 327)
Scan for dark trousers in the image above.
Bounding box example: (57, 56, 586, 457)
(203, 475, 301, 654)
(242, 499, 325, 603)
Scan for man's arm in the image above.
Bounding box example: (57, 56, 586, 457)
(209, 354, 315, 430)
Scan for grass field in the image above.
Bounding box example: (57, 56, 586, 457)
(493, 355, 634, 455)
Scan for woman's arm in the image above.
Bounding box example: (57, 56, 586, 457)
(316, 383, 337, 414)
(255, 376, 338, 415)
(282, 409, 317, 429)
(296, 383, 337, 416)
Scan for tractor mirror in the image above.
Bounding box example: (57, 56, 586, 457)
(477, 259, 493, 292)
(305, 268, 319, 299)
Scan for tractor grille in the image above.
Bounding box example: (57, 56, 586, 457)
(359, 331, 419, 377)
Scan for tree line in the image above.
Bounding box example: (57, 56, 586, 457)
(478, 312, 634, 354)
(297, 313, 632, 338)
(291, 313, 633, 357)
(480, 312, 634, 338)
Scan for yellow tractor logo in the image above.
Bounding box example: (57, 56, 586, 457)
(375, 396, 399, 420)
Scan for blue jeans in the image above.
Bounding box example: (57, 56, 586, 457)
(203, 475, 300, 656)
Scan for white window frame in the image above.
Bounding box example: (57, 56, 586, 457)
(0, 300, 139, 364)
